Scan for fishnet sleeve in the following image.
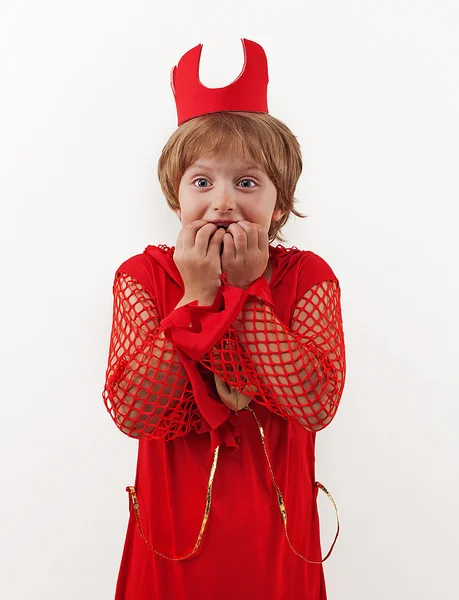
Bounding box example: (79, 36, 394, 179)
(199, 279, 346, 432)
(102, 272, 202, 440)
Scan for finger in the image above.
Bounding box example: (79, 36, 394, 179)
(222, 232, 235, 260)
(257, 225, 269, 252)
(238, 221, 260, 251)
(227, 221, 248, 254)
(209, 227, 226, 255)
(194, 222, 220, 254)
(179, 220, 213, 251)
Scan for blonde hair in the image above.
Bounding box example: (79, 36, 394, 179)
(157, 111, 306, 243)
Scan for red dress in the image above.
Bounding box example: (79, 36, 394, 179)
(103, 243, 346, 600)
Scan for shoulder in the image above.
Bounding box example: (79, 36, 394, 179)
(273, 244, 337, 277)
(272, 245, 339, 295)
(114, 244, 174, 294)
(298, 250, 338, 281)
(296, 250, 340, 306)
(116, 244, 173, 273)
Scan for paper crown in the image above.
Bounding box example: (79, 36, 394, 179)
(170, 38, 269, 126)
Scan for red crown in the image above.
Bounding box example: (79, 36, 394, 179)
(170, 38, 269, 126)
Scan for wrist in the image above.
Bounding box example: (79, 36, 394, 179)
(178, 290, 218, 308)
(224, 278, 249, 290)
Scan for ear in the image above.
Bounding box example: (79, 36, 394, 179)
(271, 206, 285, 223)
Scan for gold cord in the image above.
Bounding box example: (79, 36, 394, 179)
(235, 385, 240, 410)
(126, 445, 220, 561)
(127, 407, 339, 563)
(244, 405, 340, 563)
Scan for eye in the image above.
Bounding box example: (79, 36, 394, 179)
(193, 178, 211, 188)
(238, 179, 256, 188)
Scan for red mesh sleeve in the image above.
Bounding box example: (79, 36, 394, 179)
(102, 272, 202, 440)
(199, 279, 346, 432)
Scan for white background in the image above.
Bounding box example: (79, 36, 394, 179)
(1, 1, 458, 598)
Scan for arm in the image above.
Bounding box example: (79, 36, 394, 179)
(102, 272, 202, 440)
(200, 279, 346, 432)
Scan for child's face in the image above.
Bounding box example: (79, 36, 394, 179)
(176, 154, 284, 234)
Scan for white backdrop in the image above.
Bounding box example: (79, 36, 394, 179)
(1, 1, 458, 598)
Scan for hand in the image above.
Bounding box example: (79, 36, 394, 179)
(173, 220, 226, 298)
(211, 342, 258, 411)
(213, 373, 253, 411)
(221, 221, 269, 289)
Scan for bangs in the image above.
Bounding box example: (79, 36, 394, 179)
(176, 112, 281, 180)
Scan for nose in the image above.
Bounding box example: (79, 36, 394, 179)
(210, 183, 236, 213)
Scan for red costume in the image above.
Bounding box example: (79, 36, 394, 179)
(102, 39, 346, 599)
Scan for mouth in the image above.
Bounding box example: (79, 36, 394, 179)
(212, 221, 237, 229)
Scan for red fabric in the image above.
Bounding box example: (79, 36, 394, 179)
(171, 38, 269, 125)
(102, 243, 346, 599)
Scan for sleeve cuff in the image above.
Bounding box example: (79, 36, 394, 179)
(159, 276, 274, 361)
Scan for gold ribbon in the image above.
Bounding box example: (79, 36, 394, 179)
(245, 405, 340, 563)
(126, 406, 340, 562)
(126, 445, 219, 561)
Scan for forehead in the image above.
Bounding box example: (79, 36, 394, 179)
(187, 155, 265, 173)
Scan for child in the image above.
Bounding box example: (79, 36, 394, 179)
(103, 38, 346, 600)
